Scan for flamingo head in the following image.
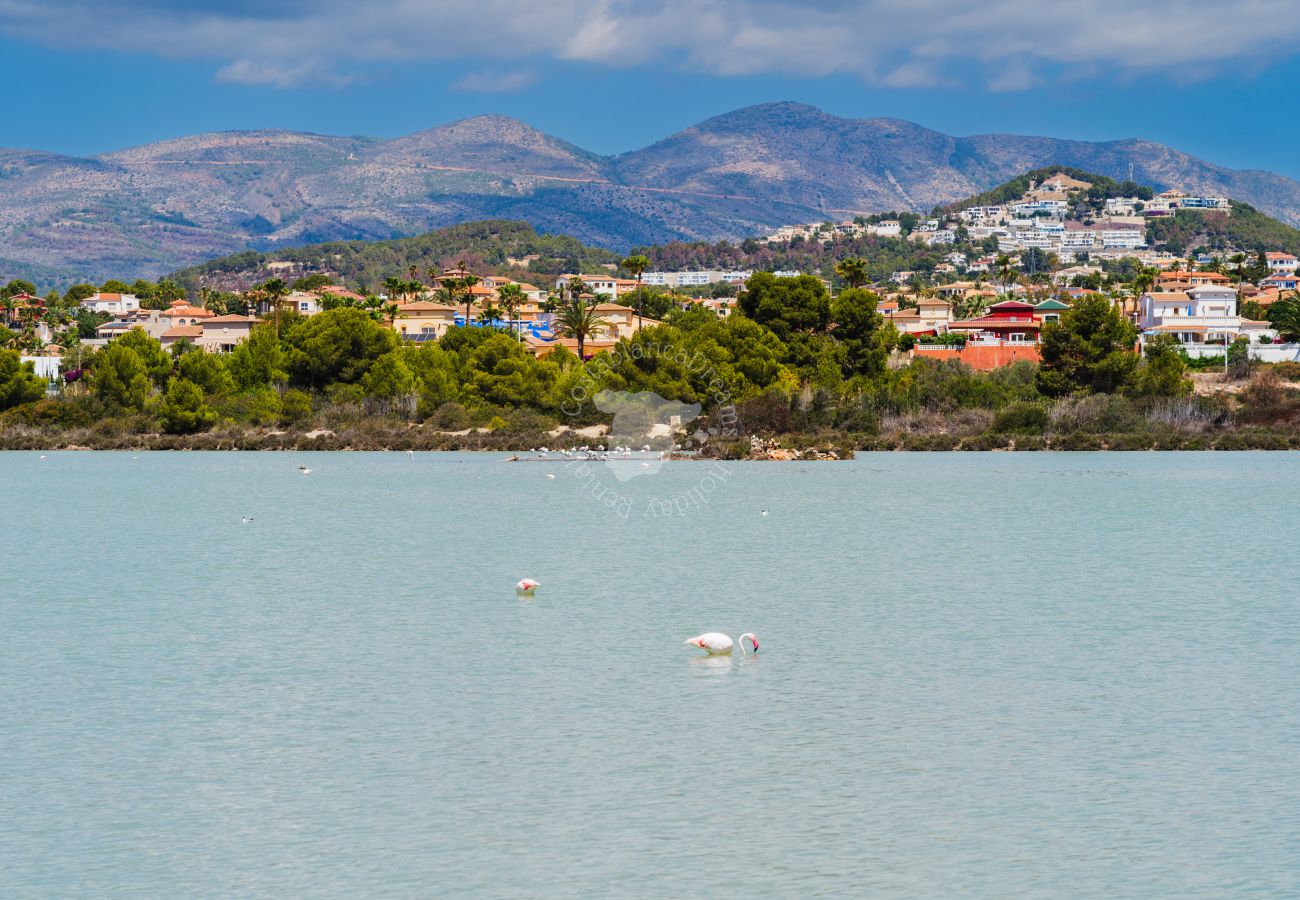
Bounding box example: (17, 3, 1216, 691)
(684, 636, 702, 648)
(740, 632, 759, 654)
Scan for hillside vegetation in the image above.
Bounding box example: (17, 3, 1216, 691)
(169, 220, 619, 293)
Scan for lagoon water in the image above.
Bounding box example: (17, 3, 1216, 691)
(3, 451, 1299, 897)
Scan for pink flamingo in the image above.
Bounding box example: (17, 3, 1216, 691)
(685, 632, 758, 656)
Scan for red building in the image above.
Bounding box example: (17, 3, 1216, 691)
(947, 299, 1042, 344)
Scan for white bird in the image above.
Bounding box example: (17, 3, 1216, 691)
(761, 510, 768, 516)
(685, 632, 759, 656)
(407, 449, 414, 459)
(546, 473, 556, 480)
(300, 467, 312, 475)
(38, 455, 46, 459)
(515, 578, 540, 596)
(241, 516, 254, 523)
(641, 462, 650, 468)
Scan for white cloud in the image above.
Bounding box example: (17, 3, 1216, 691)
(216, 59, 356, 89)
(2, 0, 1299, 90)
(450, 69, 538, 93)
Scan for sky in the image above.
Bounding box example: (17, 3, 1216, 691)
(2, 0, 1299, 176)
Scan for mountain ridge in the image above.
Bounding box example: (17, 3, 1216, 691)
(6, 101, 1300, 286)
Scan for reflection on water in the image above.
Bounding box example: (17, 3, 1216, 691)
(3, 451, 1300, 897)
(687, 653, 734, 675)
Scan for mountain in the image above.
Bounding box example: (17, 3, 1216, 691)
(172, 165, 1300, 294)
(7, 101, 1300, 286)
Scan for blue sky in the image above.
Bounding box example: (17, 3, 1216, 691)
(2, 0, 1299, 177)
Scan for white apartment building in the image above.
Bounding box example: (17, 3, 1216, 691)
(641, 270, 752, 287)
(80, 292, 141, 314)
(1101, 226, 1147, 249)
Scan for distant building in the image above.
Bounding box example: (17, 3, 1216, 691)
(81, 293, 140, 315)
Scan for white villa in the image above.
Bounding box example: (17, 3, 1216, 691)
(1139, 285, 1275, 350)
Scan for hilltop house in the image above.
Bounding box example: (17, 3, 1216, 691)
(1139, 285, 1274, 346)
(556, 274, 640, 302)
(81, 293, 140, 314)
(1266, 252, 1299, 273)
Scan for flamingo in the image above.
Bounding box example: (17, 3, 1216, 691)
(684, 632, 759, 656)
(515, 578, 540, 596)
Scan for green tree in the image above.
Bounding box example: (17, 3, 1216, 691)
(63, 284, 97, 305)
(92, 344, 150, 410)
(177, 349, 234, 395)
(2, 279, 36, 299)
(0, 349, 46, 410)
(736, 272, 831, 341)
(1037, 295, 1140, 396)
(283, 307, 399, 388)
(115, 328, 172, 388)
(830, 288, 893, 378)
(227, 324, 287, 390)
(553, 298, 612, 358)
(158, 378, 218, 433)
(362, 350, 419, 400)
(1126, 334, 1192, 397)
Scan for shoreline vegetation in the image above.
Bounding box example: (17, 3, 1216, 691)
(6, 278, 1300, 454)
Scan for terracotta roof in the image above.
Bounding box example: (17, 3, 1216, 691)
(1145, 292, 1191, 301)
(161, 325, 203, 339)
(949, 315, 1041, 328)
(205, 314, 259, 324)
(398, 301, 458, 313)
(163, 304, 214, 318)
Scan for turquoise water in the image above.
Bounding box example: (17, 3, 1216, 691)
(3, 451, 1299, 897)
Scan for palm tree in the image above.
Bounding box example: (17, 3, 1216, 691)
(835, 257, 868, 290)
(1129, 266, 1158, 318)
(383, 276, 403, 304)
(565, 275, 587, 303)
(553, 298, 612, 359)
(953, 294, 986, 321)
(1268, 291, 1300, 342)
(496, 283, 526, 340)
(995, 254, 1016, 292)
(1230, 253, 1248, 288)
(621, 254, 650, 329)
(476, 303, 503, 326)
(261, 278, 289, 336)
(458, 261, 479, 325)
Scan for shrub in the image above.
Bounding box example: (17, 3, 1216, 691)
(1049, 394, 1143, 434)
(427, 402, 471, 430)
(991, 401, 1049, 434)
(279, 389, 314, 426)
